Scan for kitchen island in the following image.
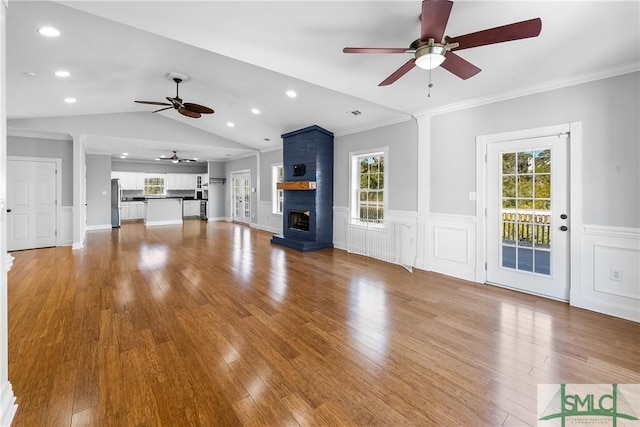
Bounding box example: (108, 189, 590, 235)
(144, 198, 183, 226)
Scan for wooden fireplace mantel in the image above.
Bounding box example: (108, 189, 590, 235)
(277, 181, 317, 190)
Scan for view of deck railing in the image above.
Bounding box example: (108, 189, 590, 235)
(502, 211, 551, 248)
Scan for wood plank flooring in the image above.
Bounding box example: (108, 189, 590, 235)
(8, 220, 640, 426)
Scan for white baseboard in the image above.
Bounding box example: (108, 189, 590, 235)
(251, 223, 281, 234)
(207, 216, 227, 222)
(144, 220, 183, 227)
(0, 381, 17, 427)
(86, 224, 112, 231)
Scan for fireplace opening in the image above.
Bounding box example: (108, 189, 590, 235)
(289, 210, 310, 232)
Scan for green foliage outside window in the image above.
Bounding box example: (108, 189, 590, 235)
(358, 155, 384, 222)
(144, 177, 165, 195)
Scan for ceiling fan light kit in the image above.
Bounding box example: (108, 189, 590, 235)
(343, 0, 542, 87)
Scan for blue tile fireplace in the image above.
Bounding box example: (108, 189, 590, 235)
(271, 125, 334, 252)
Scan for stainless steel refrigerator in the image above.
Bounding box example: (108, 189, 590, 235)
(111, 178, 121, 228)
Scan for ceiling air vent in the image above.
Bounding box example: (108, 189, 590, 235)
(349, 110, 363, 116)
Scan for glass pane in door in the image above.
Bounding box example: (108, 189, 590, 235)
(501, 149, 552, 276)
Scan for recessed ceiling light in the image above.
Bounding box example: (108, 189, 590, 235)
(155, 158, 161, 161)
(227, 122, 235, 128)
(38, 27, 60, 37)
(286, 90, 297, 98)
(160, 155, 166, 158)
(120, 155, 126, 159)
(64, 97, 76, 103)
(193, 157, 198, 161)
(22, 72, 36, 77)
(122, 153, 128, 156)
(55, 70, 70, 77)
(251, 108, 260, 115)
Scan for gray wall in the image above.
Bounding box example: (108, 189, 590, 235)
(207, 161, 226, 219)
(334, 120, 418, 211)
(430, 72, 640, 228)
(224, 155, 258, 222)
(7, 135, 74, 206)
(260, 149, 283, 203)
(111, 160, 207, 173)
(86, 154, 112, 226)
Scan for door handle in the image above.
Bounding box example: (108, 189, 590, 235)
(560, 214, 568, 219)
(559, 225, 568, 231)
(6, 209, 11, 213)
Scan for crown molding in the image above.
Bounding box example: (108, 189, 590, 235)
(414, 60, 640, 118)
(334, 116, 412, 138)
(7, 127, 73, 141)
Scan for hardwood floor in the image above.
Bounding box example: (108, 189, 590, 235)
(8, 220, 639, 426)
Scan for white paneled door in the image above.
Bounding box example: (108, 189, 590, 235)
(7, 159, 58, 251)
(486, 134, 570, 300)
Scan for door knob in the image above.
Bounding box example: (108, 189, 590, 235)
(560, 214, 568, 219)
(6, 209, 11, 213)
(559, 225, 568, 231)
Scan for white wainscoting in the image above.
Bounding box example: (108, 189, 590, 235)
(59, 206, 74, 247)
(335, 206, 418, 269)
(572, 225, 640, 322)
(255, 201, 283, 234)
(428, 213, 477, 282)
(0, 380, 17, 427)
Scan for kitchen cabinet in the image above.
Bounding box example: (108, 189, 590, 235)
(183, 200, 200, 217)
(121, 201, 145, 220)
(112, 172, 145, 190)
(166, 173, 201, 190)
(196, 174, 208, 190)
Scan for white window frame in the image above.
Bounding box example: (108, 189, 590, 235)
(272, 163, 284, 215)
(349, 147, 388, 224)
(143, 174, 166, 196)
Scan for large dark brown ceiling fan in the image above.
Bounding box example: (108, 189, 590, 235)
(343, 0, 542, 86)
(135, 73, 214, 118)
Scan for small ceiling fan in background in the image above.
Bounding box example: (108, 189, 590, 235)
(135, 72, 214, 118)
(158, 151, 197, 163)
(343, 0, 542, 86)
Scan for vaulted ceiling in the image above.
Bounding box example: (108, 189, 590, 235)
(6, 1, 639, 162)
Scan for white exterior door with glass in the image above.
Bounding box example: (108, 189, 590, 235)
(486, 134, 569, 300)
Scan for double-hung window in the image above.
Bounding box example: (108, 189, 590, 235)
(350, 148, 387, 222)
(272, 164, 284, 214)
(144, 175, 166, 196)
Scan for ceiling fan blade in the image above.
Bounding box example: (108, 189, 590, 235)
(379, 58, 416, 86)
(448, 18, 542, 51)
(135, 100, 172, 106)
(184, 103, 214, 114)
(179, 108, 201, 119)
(420, 0, 453, 42)
(152, 106, 173, 113)
(343, 47, 411, 54)
(167, 96, 183, 108)
(440, 51, 481, 80)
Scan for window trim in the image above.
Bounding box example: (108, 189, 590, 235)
(143, 174, 167, 196)
(349, 147, 388, 223)
(272, 163, 284, 215)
